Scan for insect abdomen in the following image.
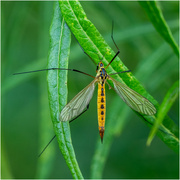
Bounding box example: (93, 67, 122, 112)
(97, 83, 106, 142)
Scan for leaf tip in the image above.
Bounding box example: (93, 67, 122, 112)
(146, 138, 152, 146)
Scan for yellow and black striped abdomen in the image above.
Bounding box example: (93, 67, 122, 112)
(97, 83, 106, 142)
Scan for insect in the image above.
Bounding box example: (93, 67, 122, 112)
(59, 59, 156, 142)
(14, 24, 156, 143)
(58, 26, 156, 142)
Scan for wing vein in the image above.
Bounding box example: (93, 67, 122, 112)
(109, 77, 156, 115)
(60, 79, 97, 121)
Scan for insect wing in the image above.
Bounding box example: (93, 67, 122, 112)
(109, 77, 156, 115)
(60, 79, 97, 122)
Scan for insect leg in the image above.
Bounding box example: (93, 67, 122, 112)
(70, 104, 90, 123)
(76, 40, 97, 65)
(38, 135, 56, 157)
(68, 27, 97, 65)
(105, 21, 120, 69)
(109, 70, 131, 76)
(13, 68, 95, 78)
(38, 104, 90, 157)
(138, 113, 172, 136)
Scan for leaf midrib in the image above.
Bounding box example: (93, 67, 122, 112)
(68, 1, 116, 72)
(57, 17, 78, 177)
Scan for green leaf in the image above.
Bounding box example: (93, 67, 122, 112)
(59, 0, 179, 153)
(147, 81, 179, 146)
(139, 1, 179, 57)
(1, 144, 13, 179)
(47, 2, 83, 179)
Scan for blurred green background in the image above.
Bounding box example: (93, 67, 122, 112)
(2, 1, 179, 179)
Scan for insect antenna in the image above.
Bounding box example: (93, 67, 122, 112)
(105, 21, 120, 69)
(13, 68, 95, 78)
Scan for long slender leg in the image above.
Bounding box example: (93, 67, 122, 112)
(109, 70, 131, 76)
(69, 27, 97, 65)
(38, 135, 56, 157)
(13, 68, 95, 78)
(38, 104, 90, 157)
(105, 21, 120, 69)
(70, 104, 90, 123)
(139, 114, 171, 135)
(76, 39, 97, 65)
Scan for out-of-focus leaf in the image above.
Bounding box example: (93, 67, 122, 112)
(1, 145, 13, 179)
(139, 1, 179, 57)
(2, 58, 46, 95)
(36, 3, 56, 177)
(47, 2, 83, 179)
(147, 81, 179, 146)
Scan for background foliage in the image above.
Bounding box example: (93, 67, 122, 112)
(2, 1, 179, 179)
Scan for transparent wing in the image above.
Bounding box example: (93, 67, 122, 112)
(109, 77, 156, 115)
(60, 79, 98, 122)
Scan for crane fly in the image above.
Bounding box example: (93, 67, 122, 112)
(14, 59, 156, 143)
(59, 60, 156, 142)
(14, 23, 156, 143)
